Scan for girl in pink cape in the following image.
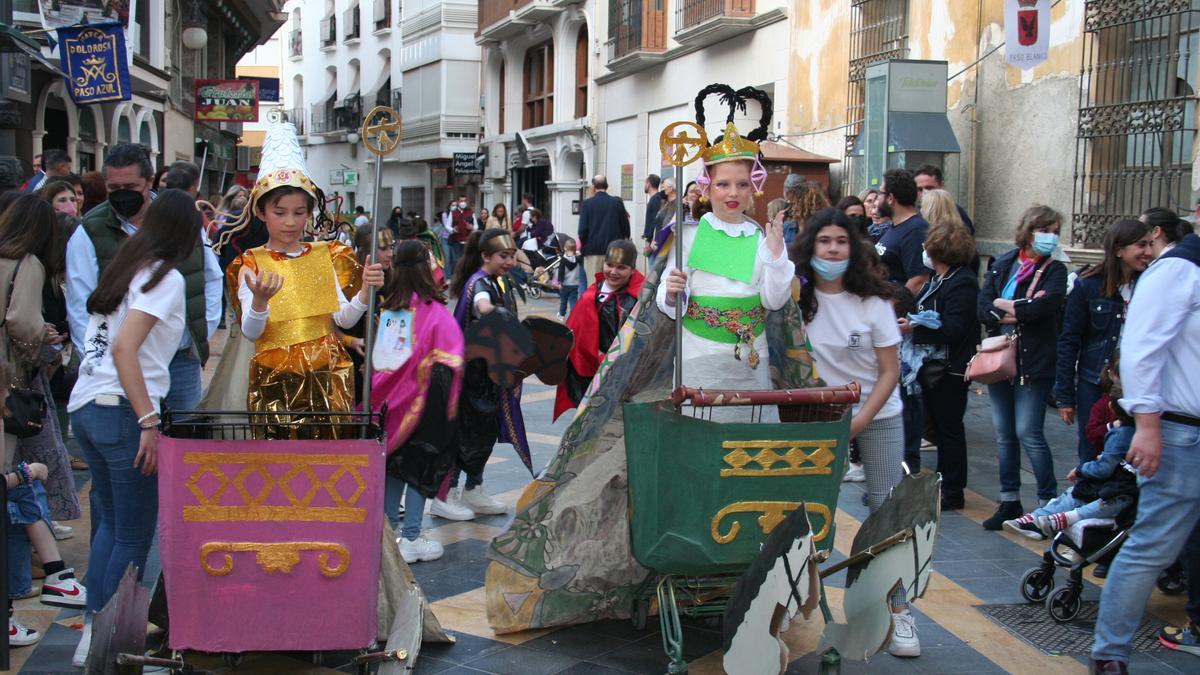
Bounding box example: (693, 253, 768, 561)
(370, 240, 465, 564)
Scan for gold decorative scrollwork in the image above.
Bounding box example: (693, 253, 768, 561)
(720, 440, 838, 477)
(361, 105, 402, 157)
(200, 542, 351, 578)
(183, 452, 369, 523)
(710, 502, 832, 544)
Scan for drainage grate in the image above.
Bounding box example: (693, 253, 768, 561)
(978, 602, 1165, 655)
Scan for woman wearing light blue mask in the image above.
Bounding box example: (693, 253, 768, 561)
(976, 205, 1069, 532)
(792, 208, 921, 657)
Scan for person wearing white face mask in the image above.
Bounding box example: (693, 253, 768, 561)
(976, 205, 1069, 531)
(791, 207, 919, 657)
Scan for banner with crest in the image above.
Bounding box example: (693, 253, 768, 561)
(55, 23, 131, 105)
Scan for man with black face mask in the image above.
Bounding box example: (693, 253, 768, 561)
(65, 143, 221, 417)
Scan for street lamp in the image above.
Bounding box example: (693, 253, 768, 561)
(181, 0, 208, 50)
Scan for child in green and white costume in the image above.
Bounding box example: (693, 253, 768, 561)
(657, 89, 794, 395)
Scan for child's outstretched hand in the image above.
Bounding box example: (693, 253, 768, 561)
(246, 270, 284, 311)
(1065, 467, 1078, 482)
(665, 268, 688, 305)
(356, 256, 386, 303)
(763, 216, 785, 260)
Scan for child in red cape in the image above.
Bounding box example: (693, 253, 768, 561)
(554, 240, 644, 419)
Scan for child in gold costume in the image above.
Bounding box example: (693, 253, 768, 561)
(214, 121, 383, 437)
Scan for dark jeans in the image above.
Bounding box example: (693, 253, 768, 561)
(558, 283, 579, 317)
(446, 241, 465, 276)
(1073, 377, 1103, 464)
(901, 388, 923, 473)
(923, 376, 969, 498)
(1183, 518, 1200, 625)
(987, 377, 1058, 502)
(71, 401, 158, 614)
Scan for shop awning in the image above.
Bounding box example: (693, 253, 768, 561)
(0, 26, 66, 77)
(887, 111, 961, 153)
(848, 111, 961, 157)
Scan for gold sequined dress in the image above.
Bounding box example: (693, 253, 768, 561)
(228, 241, 363, 438)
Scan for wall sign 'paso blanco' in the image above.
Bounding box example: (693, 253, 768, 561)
(1005, 0, 1051, 70)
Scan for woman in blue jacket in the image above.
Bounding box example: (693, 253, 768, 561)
(977, 206, 1068, 530)
(1054, 219, 1152, 464)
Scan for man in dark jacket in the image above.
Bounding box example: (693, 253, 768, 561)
(65, 143, 222, 415)
(577, 175, 630, 278)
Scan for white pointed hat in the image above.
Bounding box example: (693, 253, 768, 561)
(250, 120, 320, 206)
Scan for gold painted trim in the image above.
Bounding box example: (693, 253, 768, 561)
(200, 542, 350, 577)
(720, 440, 838, 477)
(710, 501, 832, 544)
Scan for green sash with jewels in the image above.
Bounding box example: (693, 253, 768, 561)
(686, 215, 759, 284)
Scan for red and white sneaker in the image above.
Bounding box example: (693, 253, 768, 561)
(40, 568, 87, 608)
(9, 617, 41, 646)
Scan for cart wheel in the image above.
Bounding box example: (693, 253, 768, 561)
(222, 652, 243, 669)
(528, 285, 542, 300)
(631, 597, 648, 631)
(1020, 567, 1054, 603)
(1046, 586, 1081, 623)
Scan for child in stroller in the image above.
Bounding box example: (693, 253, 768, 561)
(1012, 369, 1143, 622)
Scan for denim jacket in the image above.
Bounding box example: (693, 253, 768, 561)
(1053, 276, 1125, 408)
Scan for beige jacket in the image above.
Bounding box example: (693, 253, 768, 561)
(0, 255, 47, 388)
(486, 216, 511, 232)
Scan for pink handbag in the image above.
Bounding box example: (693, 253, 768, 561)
(964, 334, 1018, 384)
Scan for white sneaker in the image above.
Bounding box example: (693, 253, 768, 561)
(460, 486, 507, 515)
(397, 534, 445, 563)
(9, 616, 40, 646)
(73, 622, 92, 667)
(429, 493, 475, 521)
(40, 568, 86, 608)
(51, 521, 74, 540)
(887, 610, 921, 657)
(843, 462, 866, 483)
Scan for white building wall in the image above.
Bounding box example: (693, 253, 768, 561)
(595, 1, 790, 240)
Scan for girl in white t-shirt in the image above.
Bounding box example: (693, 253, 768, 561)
(792, 207, 920, 658)
(66, 189, 199, 666)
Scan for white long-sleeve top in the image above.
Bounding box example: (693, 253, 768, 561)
(238, 264, 368, 342)
(1118, 256, 1200, 417)
(655, 213, 795, 391)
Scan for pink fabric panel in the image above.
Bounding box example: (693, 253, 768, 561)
(158, 437, 384, 652)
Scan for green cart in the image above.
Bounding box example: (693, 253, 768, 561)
(623, 385, 859, 673)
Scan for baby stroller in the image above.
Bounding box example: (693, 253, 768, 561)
(1019, 510, 1133, 622)
(513, 232, 567, 300)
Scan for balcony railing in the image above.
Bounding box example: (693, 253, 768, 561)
(311, 102, 337, 134)
(479, 0, 524, 32)
(288, 29, 302, 58)
(609, 0, 667, 61)
(283, 107, 306, 136)
(320, 16, 337, 48)
(344, 5, 362, 41)
(675, 0, 754, 32)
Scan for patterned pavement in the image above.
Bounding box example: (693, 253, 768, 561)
(8, 296, 1199, 674)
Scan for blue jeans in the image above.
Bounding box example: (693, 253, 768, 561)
(445, 241, 464, 277)
(166, 351, 202, 416)
(401, 485, 427, 541)
(70, 401, 158, 614)
(1073, 377, 1103, 464)
(988, 378, 1058, 502)
(1094, 420, 1200, 662)
(7, 482, 52, 599)
(1031, 489, 1123, 522)
(558, 283, 579, 317)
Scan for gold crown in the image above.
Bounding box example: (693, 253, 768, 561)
(252, 168, 320, 206)
(701, 122, 760, 165)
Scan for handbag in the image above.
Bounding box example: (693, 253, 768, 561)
(964, 334, 1018, 384)
(917, 358, 949, 391)
(964, 258, 1049, 384)
(0, 258, 46, 438)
